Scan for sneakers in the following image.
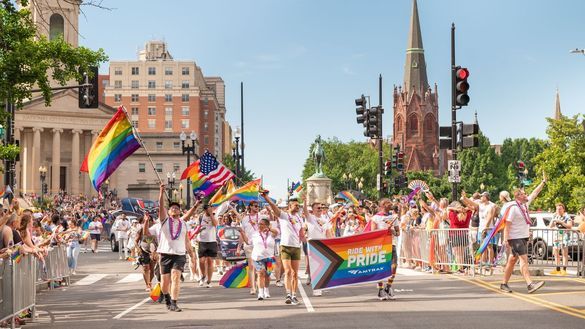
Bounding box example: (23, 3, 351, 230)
(500, 283, 513, 293)
(377, 288, 388, 301)
(305, 277, 311, 285)
(206, 282, 212, 288)
(550, 269, 561, 275)
(198, 277, 206, 287)
(285, 294, 292, 305)
(249, 288, 256, 295)
(264, 288, 271, 299)
(168, 301, 182, 312)
(275, 280, 284, 287)
(257, 291, 265, 301)
(527, 281, 545, 294)
(291, 296, 300, 305)
(385, 286, 395, 300)
(313, 289, 322, 297)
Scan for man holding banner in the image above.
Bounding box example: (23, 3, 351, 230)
(370, 198, 400, 300)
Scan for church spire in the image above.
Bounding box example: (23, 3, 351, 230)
(404, 0, 429, 95)
(554, 88, 562, 120)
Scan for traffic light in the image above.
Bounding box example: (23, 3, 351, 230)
(367, 106, 381, 138)
(355, 95, 367, 124)
(460, 123, 479, 148)
(79, 66, 99, 108)
(439, 126, 453, 150)
(391, 145, 400, 168)
(455, 66, 470, 107)
(384, 160, 392, 177)
(396, 151, 405, 172)
(516, 160, 526, 179)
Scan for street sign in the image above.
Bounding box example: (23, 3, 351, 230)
(376, 174, 381, 191)
(448, 160, 461, 183)
(448, 174, 461, 183)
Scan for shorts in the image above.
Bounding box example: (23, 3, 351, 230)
(280, 246, 301, 261)
(253, 257, 276, 276)
(198, 241, 218, 258)
(160, 253, 186, 274)
(274, 239, 281, 256)
(508, 238, 528, 257)
(140, 250, 152, 265)
(90, 233, 101, 241)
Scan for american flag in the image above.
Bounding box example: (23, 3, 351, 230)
(181, 151, 235, 196)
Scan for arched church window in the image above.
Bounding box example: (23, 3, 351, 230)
(408, 114, 418, 134)
(49, 14, 64, 41)
(424, 114, 435, 132)
(396, 115, 403, 132)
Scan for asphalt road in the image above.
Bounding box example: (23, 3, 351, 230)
(26, 242, 585, 329)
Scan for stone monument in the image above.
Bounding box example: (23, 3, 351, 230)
(306, 135, 333, 205)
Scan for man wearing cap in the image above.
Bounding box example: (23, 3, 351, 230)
(461, 191, 497, 274)
(113, 214, 130, 260)
(240, 200, 261, 295)
(146, 184, 200, 312)
(197, 203, 218, 288)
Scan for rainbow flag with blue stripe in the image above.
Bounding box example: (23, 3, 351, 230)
(219, 261, 250, 288)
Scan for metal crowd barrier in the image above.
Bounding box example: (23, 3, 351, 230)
(37, 245, 71, 287)
(0, 255, 37, 329)
(398, 227, 585, 278)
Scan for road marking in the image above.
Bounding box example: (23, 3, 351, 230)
(450, 274, 585, 320)
(113, 297, 151, 320)
(73, 274, 108, 286)
(536, 290, 585, 296)
(297, 279, 315, 312)
(116, 273, 143, 283)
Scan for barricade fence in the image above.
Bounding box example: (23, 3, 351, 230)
(37, 245, 71, 287)
(398, 228, 585, 277)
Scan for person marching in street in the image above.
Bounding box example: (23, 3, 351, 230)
(146, 184, 199, 312)
(302, 201, 331, 296)
(500, 172, 547, 294)
(263, 191, 306, 306)
(264, 206, 284, 287)
(240, 200, 261, 295)
(370, 198, 400, 300)
(88, 215, 103, 253)
(549, 202, 573, 275)
(113, 214, 130, 260)
(461, 190, 497, 275)
(197, 203, 218, 288)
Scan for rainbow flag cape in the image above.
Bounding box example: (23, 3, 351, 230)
(308, 229, 393, 290)
(181, 151, 234, 197)
(80, 106, 141, 191)
(224, 178, 261, 203)
(339, 191, 359, 206)
(220, 261, 250, 288)
(209, 180, 236, 206)
(474, 205, 511, 261)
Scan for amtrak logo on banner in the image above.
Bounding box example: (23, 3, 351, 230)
(307, 230, 393, 290)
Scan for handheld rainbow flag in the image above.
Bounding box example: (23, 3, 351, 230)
(294, 182, 303, 194)
(80, 106, 141, 191)
(338, 191, 359, 206)
(181, 151, 234, 197)
(224, 178, 261, 203)
(11, 245, 23, 264)
(474, 205, 512, 261)
(220, 261, 250, 288)
(290, 181, 300, 195)
(209, 180, 236, 206)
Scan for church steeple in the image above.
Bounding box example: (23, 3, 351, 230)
(404, 0, 429, 95)
(554, 88, 562, 120)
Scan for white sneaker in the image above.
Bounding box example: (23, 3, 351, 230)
(386, 286, 396, 300)
(257, 290, 265, 300)
(313, 289, 322, 297)
(199, 278, 205, 287)
(264, 288, 271, 298)
(206, 282, 212, 288)
(71, 270, 76, 275)
(275, 280, 284, 287)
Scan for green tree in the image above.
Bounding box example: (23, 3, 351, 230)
(531, 115, 585, 212)
(404, 170, 451, 198)
(499, 137, 548, 190)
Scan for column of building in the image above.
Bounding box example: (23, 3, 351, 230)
(51, 128, 62, 194)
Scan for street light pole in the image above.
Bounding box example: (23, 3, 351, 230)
(180, 131, 198, 208)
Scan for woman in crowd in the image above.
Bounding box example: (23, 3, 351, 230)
(447, 201, 473, 274)
(88, 215, 103, 253)
(65, 218, 83, 274)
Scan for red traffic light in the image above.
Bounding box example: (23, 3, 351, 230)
(456, 68, 469, 80)
(397, 152, 404, 160)
(516, 160, 525, 169)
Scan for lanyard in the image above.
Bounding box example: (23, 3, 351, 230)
(248, 213, 259, 231)
(515, 201, 531, 225)
(260, 231, 270, 249)
(287, 213, 301, 240)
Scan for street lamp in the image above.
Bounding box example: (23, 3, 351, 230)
(232, 127, 242, 179)
(480, 183, 485, 191)
(180, 130, 198, 208)
(101, 179, 110, 208)
(358, 181, 364, 192)
(179, 183, 184, 205)
(167, 172, 176, 200)
(39, 165, 48, 197)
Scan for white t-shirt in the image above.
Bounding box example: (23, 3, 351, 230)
(503, 200, 532, 240)
(198, 214, 217, 243)
(306, 214, 327, 240)
(148, 222, 161, 242)
(241, 213, 261, 245)
(372, 212, 399, 245)
(478, 201, 496, 231)
(269, 218, 281, 240)
(278, 212, 303, 248)
(251, 231, 276, 261)
(114, 219, 130, 239)
(156, 217, 187, 255)
(88, 221, 102, 234)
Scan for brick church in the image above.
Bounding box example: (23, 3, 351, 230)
(392, 0, 446, 175)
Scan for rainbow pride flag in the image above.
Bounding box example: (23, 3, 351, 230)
(209, 180, 236, 206)
(224, 179, 261, 203)
(219, 261, 250, 288)
(80, 106, 140, 191)
(290, 181, 300, 194)
(181, 151, 234, 197)
(11, 245, 23, 264)
(474, 205, 511, 261)
(339, 190, 359, 206)
(308, 230, 393, 290)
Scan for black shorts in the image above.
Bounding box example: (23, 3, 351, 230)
(140, 250, 152, 265)
(90, 233, 101, 241)
(160, 253, 186, 274)
(198, 242, 218, 258)
(508, 238, 529, 257)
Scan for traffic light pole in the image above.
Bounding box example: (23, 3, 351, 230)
(378, 74, 384, 200)
(450, 23, 458, 202)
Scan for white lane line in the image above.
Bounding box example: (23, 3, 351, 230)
(297, 279, 315, 312)
(116, 273, 143, 283)
(113, 297, 151, 320)
(73, 274, 108, 286)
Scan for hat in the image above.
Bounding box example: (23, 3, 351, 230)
(480, 191, 490, 198)
(499, 191, 511, 202)
(169, 201, 181, 209)
(277, 201, 288, 208)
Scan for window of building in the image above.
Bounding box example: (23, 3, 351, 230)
(409, 115, 419, 134)
(148, 67, 156, 75)
(181, 80, 189, 89)
(203, 97, 208, 105)
(204, 136, 209, 145)
(114, 67, 122, 76)
(114, 80, 122, 89)
(131, 67, 139, 75)
(165, 120, 173, 129)
(131, 107, 139, 115)
(181, 94, 189, 102)
(165, 67, 173, 75)
(114, 94, 121, 102)
(203, 123, 208, 132)
(131, 94, 139, 102)
(173, 163, 180, 172)
(148, 107, 156, 116)
(148, 119, 156, 128)
(181, 106, 189, 116)
(131, 80, 139, 89)
(165, 80, 172, 89)
(165, 94, 172, 102)
(173, 142, 180, 149)
(139, 163, 146, 173)
(182, 67, 190, 75)
(132, 120, 139, 127)
(156, 141, 163, 149)
(49, 14, 64, 41)
(165, 107, 173, 116)
(204, 110, 208, 118)
(155, 163, 163, 173)
(148, 94, 156, 102)
(181, 119, 189, 129)
(148, 80, 156, 89)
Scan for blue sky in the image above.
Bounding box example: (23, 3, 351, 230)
(78, 0, 585, 200)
